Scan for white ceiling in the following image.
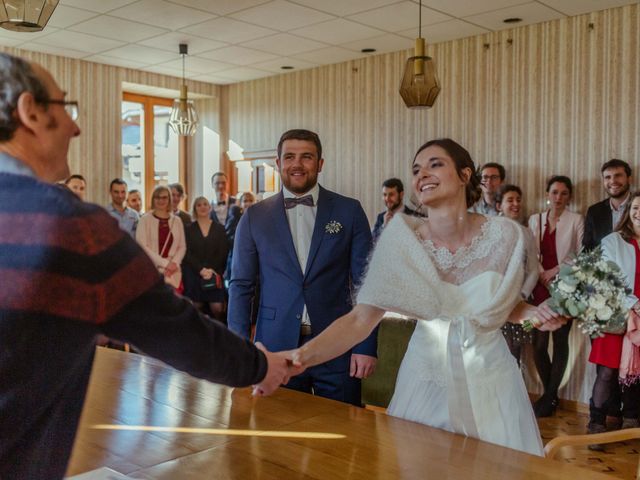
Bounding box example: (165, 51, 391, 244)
(0, 0, 636, 85)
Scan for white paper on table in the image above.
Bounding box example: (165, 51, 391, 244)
(66, 467, 132, 480)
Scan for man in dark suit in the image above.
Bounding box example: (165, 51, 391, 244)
(583, 159, 632, 251)
(209, 171, 236, 235)
(372, 177, 418, 241)
(584, 158, 632, 439)
(228, 129, 377, 406)
(169, 182, 192, 227)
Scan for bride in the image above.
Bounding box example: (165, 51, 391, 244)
(262, 139, 566, 456)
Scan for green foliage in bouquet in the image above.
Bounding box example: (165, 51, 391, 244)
(546, 247, 631, 337)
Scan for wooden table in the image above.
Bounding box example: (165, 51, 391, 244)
(67, 348, 612, 479)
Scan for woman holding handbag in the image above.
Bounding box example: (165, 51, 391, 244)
(136, 185, 186, 293)
(183, 197, 229, 321)
(528, 176, 584, 417)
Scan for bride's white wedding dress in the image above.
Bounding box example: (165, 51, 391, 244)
(357, 215, 543, 456)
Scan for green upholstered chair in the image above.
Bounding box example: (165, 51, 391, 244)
(361, 317, 417, 408)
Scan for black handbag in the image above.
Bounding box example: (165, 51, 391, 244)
(201, 273, 222, 291)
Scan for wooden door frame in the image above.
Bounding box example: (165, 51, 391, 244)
(122, 92, 185, 207)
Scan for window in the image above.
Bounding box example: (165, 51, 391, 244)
(122, 93, 184, 210)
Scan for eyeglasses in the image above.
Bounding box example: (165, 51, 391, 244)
(39, 100, 79, 120)
(480, 175, 501, 182)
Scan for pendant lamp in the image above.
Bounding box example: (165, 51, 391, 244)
(398, 0, 440, 109)
(0, 0, 59, 32)
(169, 43, 199, 137)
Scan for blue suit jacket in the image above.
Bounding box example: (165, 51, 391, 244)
(228, 186, 376, 369)
(372, 205, 419, 241)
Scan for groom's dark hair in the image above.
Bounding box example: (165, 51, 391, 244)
(277, 129, 322, 160)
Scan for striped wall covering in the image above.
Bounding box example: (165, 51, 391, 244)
(225, 3, 639, 403)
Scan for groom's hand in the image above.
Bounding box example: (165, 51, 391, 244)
(350, 354, 377, 379)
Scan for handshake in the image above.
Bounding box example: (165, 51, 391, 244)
(252, 342, 305, 396)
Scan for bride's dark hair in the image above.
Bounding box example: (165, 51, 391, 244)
(414, 138, 481, 208)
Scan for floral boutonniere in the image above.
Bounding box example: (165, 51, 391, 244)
(325, 220, 343, 234)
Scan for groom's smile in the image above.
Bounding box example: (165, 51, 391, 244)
(277, 139, 325, 195)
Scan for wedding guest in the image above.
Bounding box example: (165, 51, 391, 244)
(495, 184, 540, 365)
(372, 178, 418, 241)
(170, 182, 192, 227)
(210, 171, 236, 235)
(183, 197, 228, 322)
(583, 158, 633, 429)
(127, 188, 143, 213)
(584, 159, 632, 251)
(469, 162, 505, 216)
(227, 192, 256, 248)
(528, 175, 584, 417)
(239, 191, 256, 209)
(227, 191, 259, 324)
(108, 178, 139, 237)
(587, 191, 640, 443)
(136, 185, 186, 293)
(64, 174, 86, 200)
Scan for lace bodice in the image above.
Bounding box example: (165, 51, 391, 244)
(415, 218, 513, 285)
(357, 214, 525, 329)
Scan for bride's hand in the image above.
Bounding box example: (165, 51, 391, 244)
(532, 301, 568, 331)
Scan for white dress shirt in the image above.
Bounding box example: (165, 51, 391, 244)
(611, 193, 630, 231)
(283, 183, 319, 327)
(213, 195, 230, 225)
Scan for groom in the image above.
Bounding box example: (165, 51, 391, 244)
(228, 129, 377, 405)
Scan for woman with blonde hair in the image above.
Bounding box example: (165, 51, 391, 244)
(136, 185, 186, 292)
(183, 196, 228, 321)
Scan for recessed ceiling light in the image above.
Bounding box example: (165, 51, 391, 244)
(361, 48, 376, 53)
(503, 17, 522, 24)
(281, 65, 294, 70)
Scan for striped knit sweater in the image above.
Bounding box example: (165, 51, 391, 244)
(0, 169, 267, 479)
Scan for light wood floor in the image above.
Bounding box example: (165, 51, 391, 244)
(539, 406, 640, 479)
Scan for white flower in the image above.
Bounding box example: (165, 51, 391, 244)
(558, 281, 576, 293)
(574, 271, 586, 281)
(325, 220, 342, 234)
(588, 294, 606, 310)
(596, 306, 613, 321)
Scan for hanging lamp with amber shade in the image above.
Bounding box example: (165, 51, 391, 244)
(399, 0, 441, 109)
(0, 0, 58, 32)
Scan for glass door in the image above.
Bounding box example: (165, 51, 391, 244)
(122, 93, 182, 211)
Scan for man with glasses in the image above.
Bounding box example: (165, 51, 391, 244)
(0, 53, 291, 480)
(469, 162, 506, 216)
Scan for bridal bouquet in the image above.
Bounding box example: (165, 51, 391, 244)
(524, 247, 631, 337)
